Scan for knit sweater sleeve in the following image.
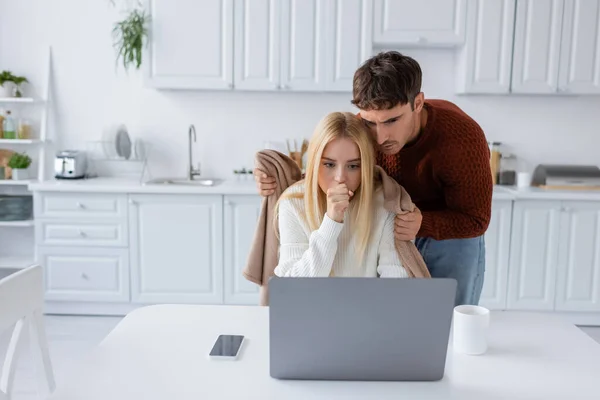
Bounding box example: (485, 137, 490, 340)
(274, 199, 343, 277)
(419, 125, 493, 240)
(377, 211, 409, 278)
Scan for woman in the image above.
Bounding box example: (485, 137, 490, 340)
(273, 112, 409, 278)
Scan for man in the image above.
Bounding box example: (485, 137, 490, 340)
(255, 51, 492, 306)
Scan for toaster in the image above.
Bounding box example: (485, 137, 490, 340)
(54, 150, 88, 179)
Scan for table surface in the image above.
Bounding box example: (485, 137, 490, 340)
(48, 305, 600, 400)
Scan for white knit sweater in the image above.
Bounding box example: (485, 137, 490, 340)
(274, 184, 409, 278)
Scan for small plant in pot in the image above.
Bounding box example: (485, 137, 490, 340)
(8, 152, 32, 180)
(0, 71, 28, 97)
(0, 70, 15, 98)
(11, 76, 28, 97)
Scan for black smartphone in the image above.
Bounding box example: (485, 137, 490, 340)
(208, 334, 245, 360)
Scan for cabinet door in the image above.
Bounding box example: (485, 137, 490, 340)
(555, 201, 600, 312)
(39, 246, 130, 303)
(234, 0, 281, 90)
(223, 195, 262, 305)
(456, 0, 516, 94)
(280, 0, 328, 91)
(558, 0, 600, 94)
(511, 0, 564, 93)
(129, 195, 223, 304)
(373, 0, 467, 46)
(324, 0, 373, 91)
(479, 199, 512, 310)
(144, 0, 234, 89)
(507, 200, 561, 310)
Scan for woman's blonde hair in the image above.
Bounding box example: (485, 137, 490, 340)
(275, 111, 378, 264)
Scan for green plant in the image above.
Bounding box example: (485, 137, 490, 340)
(8, 152, 32, 169)
(112, 8, 149, 70)
(0, 70, 16, 86)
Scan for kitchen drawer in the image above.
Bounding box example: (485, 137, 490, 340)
(38, 246, 130, 302)
(36, 220, 128, 247)
(35, 192, 127, 219)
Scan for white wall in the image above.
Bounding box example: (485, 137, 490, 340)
(1, 0, 599, 180)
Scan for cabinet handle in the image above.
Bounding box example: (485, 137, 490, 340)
(129, 199, 137, 205)
(81, 273, 89, 280)
(79, 230, 86, 237)
(276, 84, 282, 90)
(76, 202, 85, 209)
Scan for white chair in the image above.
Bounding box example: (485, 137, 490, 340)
(0, 265, 55, 400)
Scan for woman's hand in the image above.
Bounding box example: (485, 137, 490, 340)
(326, 183, 353, 223)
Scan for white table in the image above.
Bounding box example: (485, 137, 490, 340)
(49, 305, 600, 399)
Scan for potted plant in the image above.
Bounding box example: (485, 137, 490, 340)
(0, 71, 28, 97)
(8, 152, 32, 180)
(0, 70, 15, 98)
(112, 8, 149, 71)
(11, 75, 28, 97)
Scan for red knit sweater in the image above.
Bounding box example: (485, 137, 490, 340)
(377, 100, 493, 240)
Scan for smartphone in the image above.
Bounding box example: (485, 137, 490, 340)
(208, 334, 245, 360)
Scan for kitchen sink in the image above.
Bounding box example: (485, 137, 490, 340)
(144, 177, 223, 187)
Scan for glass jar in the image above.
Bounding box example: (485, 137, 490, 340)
(488, 142, 501, 185)
(17, 119, 32, 139)
(498, 153, 517, 186)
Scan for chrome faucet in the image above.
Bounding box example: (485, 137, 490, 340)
(188, 124, 201, 180)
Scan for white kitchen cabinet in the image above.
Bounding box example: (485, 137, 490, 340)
(38, 246, 130, 303)
(280, 0, 328, 91)
(233, 0, 281, 90)
(324, 0, 373, 91)
(479, 199, 512, 310)
(373, 0, 466, 46)
(223, 195, 262, 305)
(558, 0, 600, 94)
(511, 0, 564, 93)
(144, 0, 234, 89)
(456, 0, 516, 94)
(129, 195, 223, 304)
(555, 201, 600, 312)
(507, 200, 561, 310)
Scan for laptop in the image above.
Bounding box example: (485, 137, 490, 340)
(268, 277, 457, 381)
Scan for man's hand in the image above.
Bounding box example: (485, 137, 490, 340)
(254, 169, 277, 196)
(395, 208, 422, 241)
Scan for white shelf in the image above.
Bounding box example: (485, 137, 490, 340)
(0, 256, 35, 268)
(0, 139, 43, 144)
(0, 219, 34, 227)
(0, 97, 36, 103)
(0, 179, 35, 186)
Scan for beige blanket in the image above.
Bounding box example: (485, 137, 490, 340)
(243, 150, 430, 306)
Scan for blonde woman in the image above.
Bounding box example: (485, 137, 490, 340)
(273, 112, 409, 278)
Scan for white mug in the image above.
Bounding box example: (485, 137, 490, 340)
(453, 305, 490, 355)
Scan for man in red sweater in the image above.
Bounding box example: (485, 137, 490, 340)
(256, 51, 493, 306)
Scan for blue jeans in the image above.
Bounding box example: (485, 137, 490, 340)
(415, 235, 485, 306)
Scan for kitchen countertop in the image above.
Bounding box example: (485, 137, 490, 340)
(27, 178, 600, 201)
(28, 177, 260, 195)
(500, 186, 600, 201)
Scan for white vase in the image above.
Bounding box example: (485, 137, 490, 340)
(11, 168, 29, 180)
(0, 83, 12, 98)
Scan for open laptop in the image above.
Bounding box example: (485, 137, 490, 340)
(268, 277, 457, 381)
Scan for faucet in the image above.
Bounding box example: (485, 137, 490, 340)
(188, 124, 201, 180)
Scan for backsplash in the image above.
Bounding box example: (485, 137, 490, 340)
(1, 0, 599, 180)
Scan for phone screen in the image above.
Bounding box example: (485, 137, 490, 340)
(209, 334, 244, 357)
